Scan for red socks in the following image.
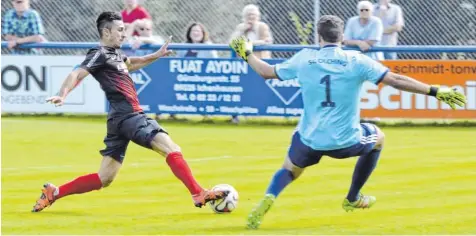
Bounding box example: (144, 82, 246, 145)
(54, 153, 201, 200)
(166, 152, 203, 195)
(56, 173, 102, 199)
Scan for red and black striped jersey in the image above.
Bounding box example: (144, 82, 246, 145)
(80, 46, 142, 118)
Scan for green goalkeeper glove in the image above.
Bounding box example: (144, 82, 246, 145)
(428, 85, 467, 110)
(229, 36, 253, 62)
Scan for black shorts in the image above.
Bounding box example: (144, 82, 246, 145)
(100, 113, 167, 163)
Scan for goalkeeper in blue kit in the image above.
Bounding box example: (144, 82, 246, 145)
(229, 15, 467, 229)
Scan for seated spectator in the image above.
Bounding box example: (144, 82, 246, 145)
(121, 0, 151, 36)
(343, 0, 384, 60)
(123, 19, 170, 121)
(2, 0, 45, 54)
(230, 4, 273, 59)
(175, 22, 221, 121)
(374, 0, 404, 60)
(176, 22, 218, 58)
(125, 19, 165, 56)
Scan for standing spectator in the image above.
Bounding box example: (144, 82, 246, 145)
(121, 0, 151, 36)
(374, 0, 404, 60)
(343, 0, 384, 60)
(176, 22, 218, 58)
(2, 0, 45, 54)
(230, 4, 273, 59)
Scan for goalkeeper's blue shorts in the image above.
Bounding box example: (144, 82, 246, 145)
(288, 123, 379, 168)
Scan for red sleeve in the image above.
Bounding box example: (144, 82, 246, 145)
(121, 10, 130, 23)
(138, 7, 151, 19)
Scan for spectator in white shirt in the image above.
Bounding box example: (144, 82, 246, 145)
(343, 0, 384, 61)
(374, 0, 404, 60)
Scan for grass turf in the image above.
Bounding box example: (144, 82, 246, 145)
(2, 117, 475, 234)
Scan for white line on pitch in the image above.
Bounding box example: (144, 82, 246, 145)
(1, 155, 277, 171)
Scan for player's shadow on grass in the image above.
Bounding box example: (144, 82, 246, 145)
(30, 211, 90, 216)
(208, 225, 325, 234)
(148, 212, 215, 219)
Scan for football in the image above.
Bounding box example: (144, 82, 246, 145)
(209, 184, 239, 213)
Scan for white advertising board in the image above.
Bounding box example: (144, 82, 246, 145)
(1, 56, 106, 114)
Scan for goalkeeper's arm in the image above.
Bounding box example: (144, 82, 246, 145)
(381, 72, 431, 95)
(246, 54, 277, 79)
(230, 36, 277, 79)
(381, 72, 466, 109)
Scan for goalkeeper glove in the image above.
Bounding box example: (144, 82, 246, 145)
(229, 36, 253, 62)
(428, 85, 467, 110)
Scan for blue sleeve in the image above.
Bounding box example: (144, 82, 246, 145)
(343, 18, 353, 41)
(368, 18, 383, 41)
(176, 50, 186, 57)
(2, 10, 14, 35)
(274, 50, 304, 81)
(358, 54, 389, 85)
(201, 50, 217, 58)
(29, 10, 45, 35)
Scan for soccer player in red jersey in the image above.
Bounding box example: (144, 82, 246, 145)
(32, 12, 228, 212)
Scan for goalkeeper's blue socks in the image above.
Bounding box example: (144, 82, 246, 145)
(346, 149, 382, 202)
(266, 168, 294, 197)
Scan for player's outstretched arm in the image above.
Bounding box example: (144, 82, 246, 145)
(229, 36, 277, 79)
(46, 67, 90, 107)
(247, 54, 277, 79)
(381, 72, 467, 109)
(126, 36, 173, 72)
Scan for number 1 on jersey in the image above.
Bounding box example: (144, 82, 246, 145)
(320, 75, 336, 107)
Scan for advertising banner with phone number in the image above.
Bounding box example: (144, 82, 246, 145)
(128, 58, 475, 119)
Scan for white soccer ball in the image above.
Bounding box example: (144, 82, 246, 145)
(209, 184, 239, 214)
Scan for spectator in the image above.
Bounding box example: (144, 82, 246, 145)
(343, 0, 384, 60)
(121, 0, 151, 36)
(2, 0, 45, 54)
(230, 4, 273, 59)
(176, 22, 224, 122)
(125, 19, 164, 56)
(123, 19, 172, 121)
(176, 22, 218, 58)
(374, 0, 404, 60)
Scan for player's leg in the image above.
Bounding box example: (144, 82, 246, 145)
(32, 156, 124, 212)
(122, 114, 227, 207)
(32, 123, 128, 212)
(247, 131, 322, 229)
(342, 123, 385, 211)
(265, 155, 305, 198)
(56, 155, 122, 197)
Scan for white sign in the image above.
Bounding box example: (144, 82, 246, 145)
(1, 56, 106, 114)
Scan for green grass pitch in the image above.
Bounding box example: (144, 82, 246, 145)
(2, 117, 475, 234)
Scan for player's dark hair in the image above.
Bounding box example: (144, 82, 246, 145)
(185, 22, 209, 43)
(96, 11, 123, 38)
(317, 15, 344, 43)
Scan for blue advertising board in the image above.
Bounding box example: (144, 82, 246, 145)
(118, 58, 304, 117)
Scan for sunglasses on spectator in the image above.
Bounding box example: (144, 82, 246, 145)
(140, 28, 151, 31)
(13, 0, 24, 3)
(360, 9, 370, 12)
